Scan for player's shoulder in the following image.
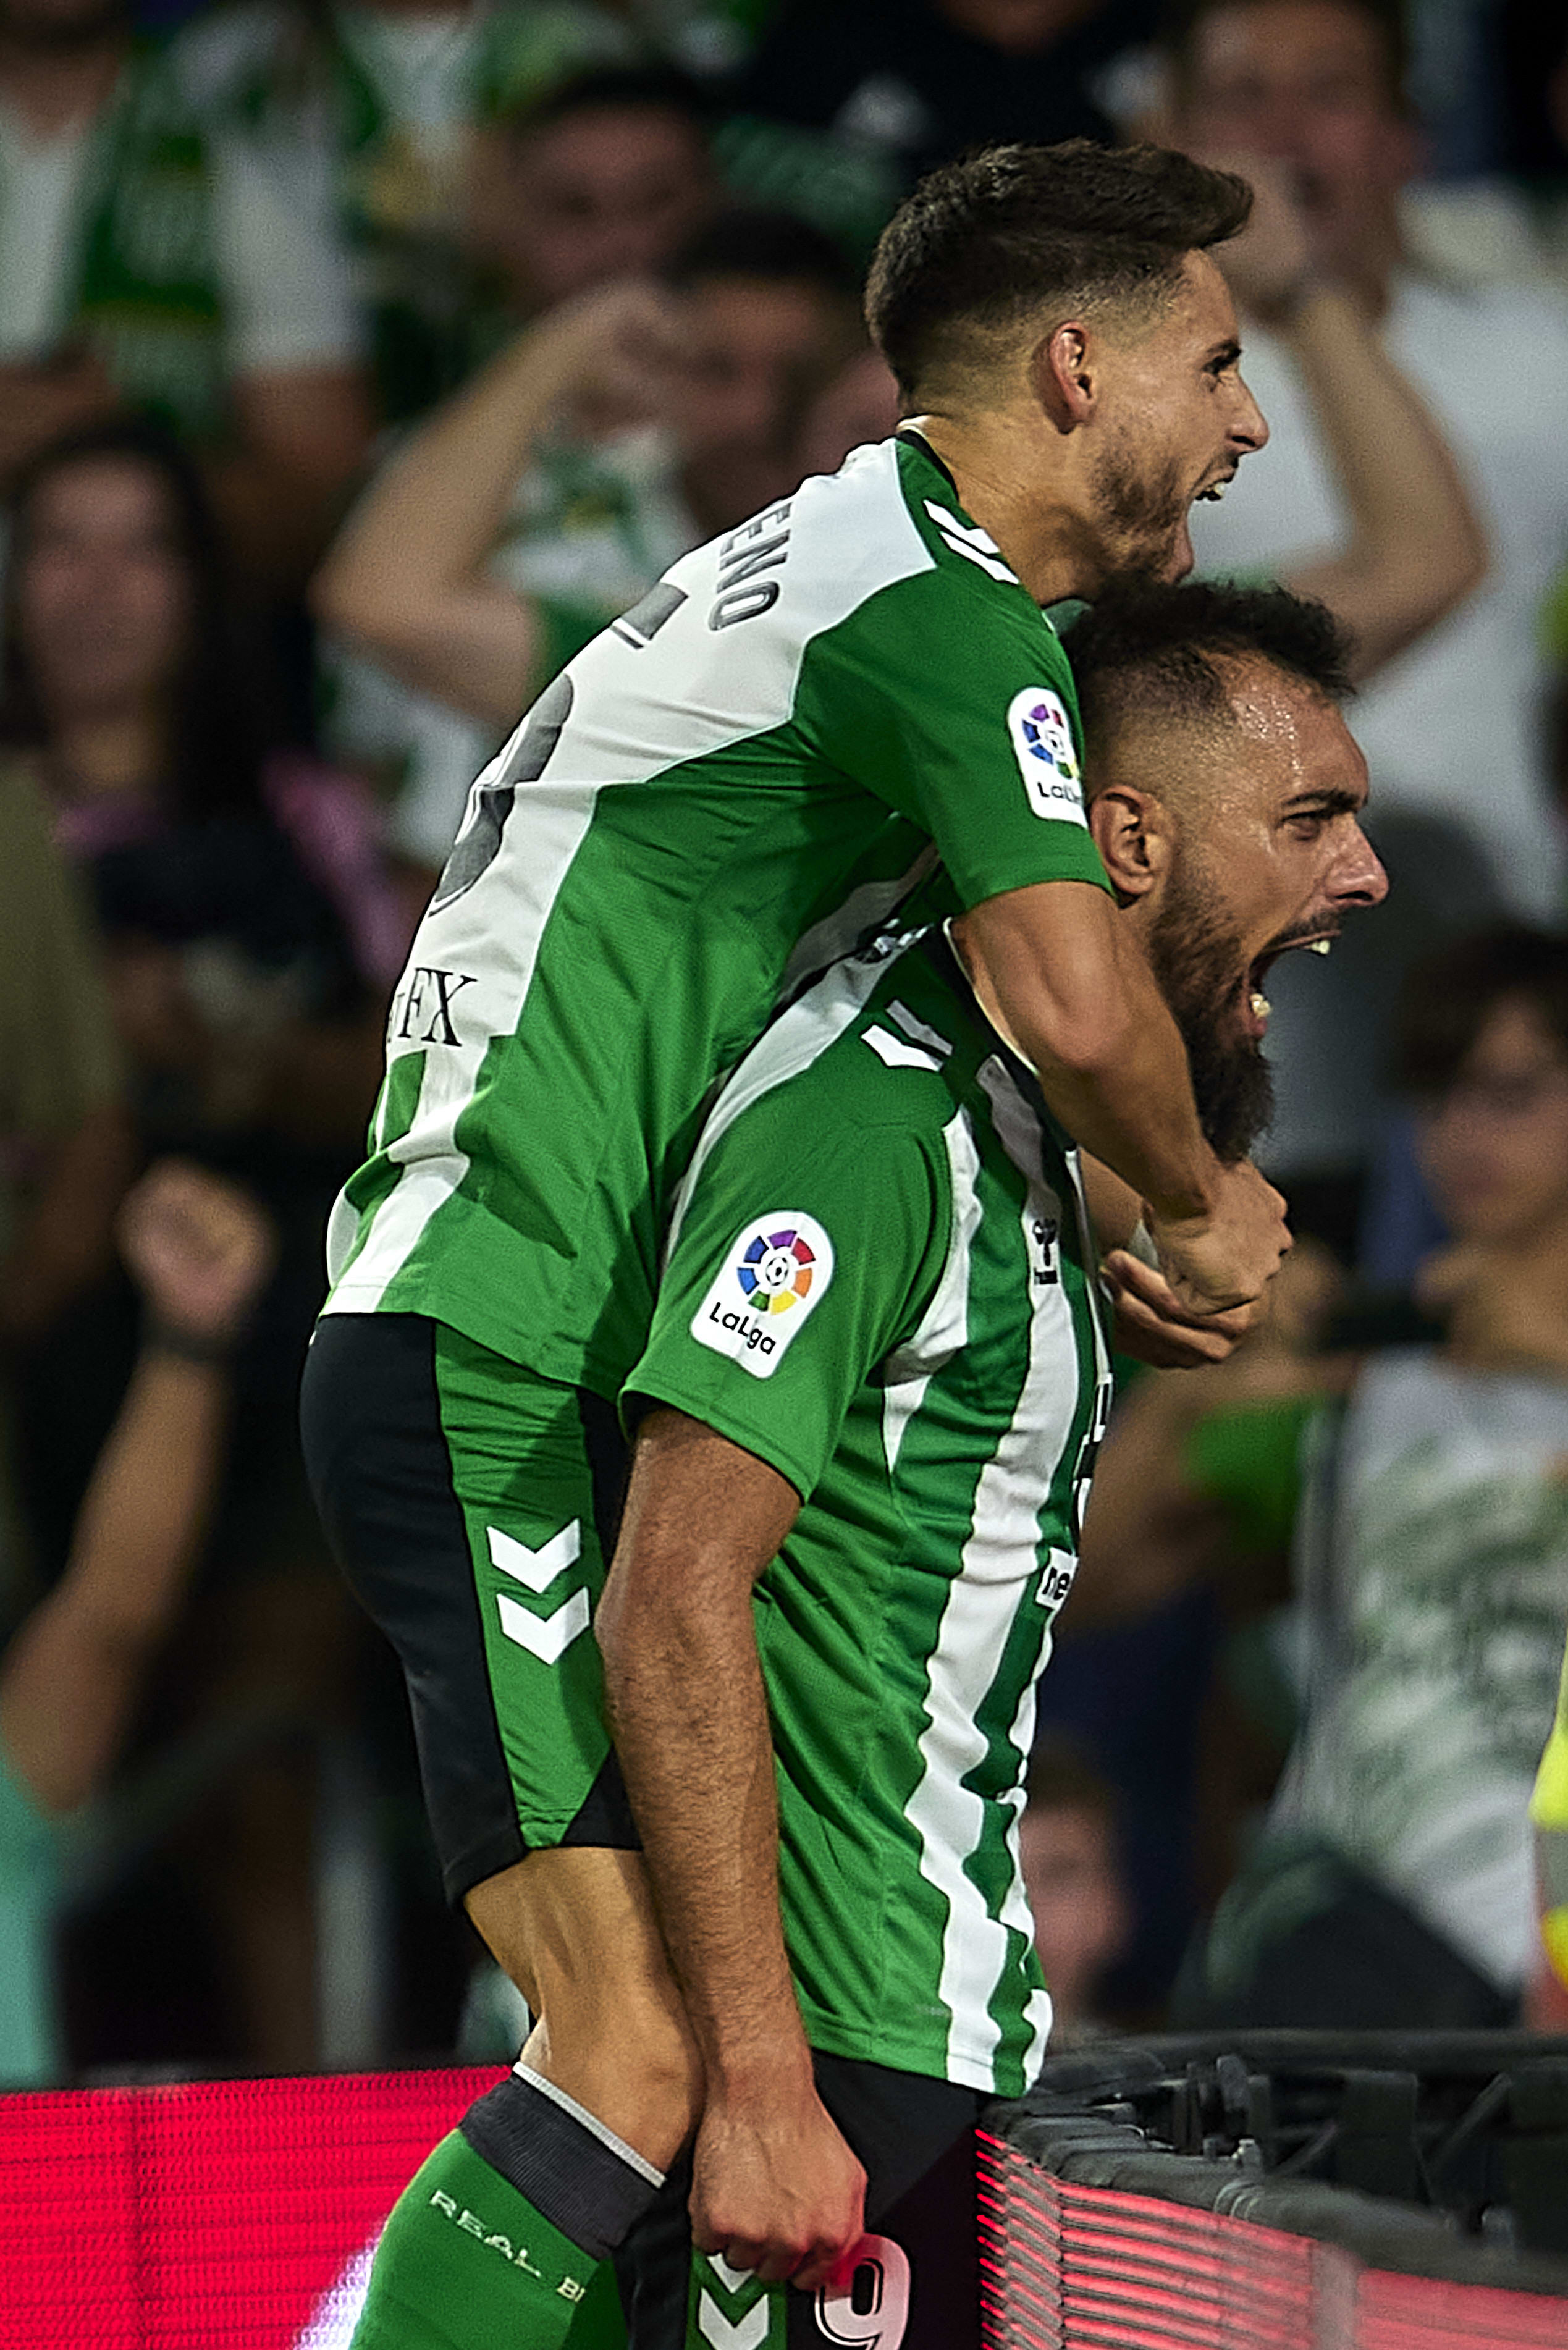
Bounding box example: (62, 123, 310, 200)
(725, 937, 986, 1155)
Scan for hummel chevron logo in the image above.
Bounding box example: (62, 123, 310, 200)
(698, 2293, 770, 2350)
(495, 1588, 591, 1663)
(923, 499, 1019, 584)
(488, 1522, 589, 1664)
(487, 1522, 580, 1593)
(708, 2255, 756, 2296)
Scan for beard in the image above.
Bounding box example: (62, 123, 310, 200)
(1089, 431, 1189, 583)
(1147, 850, 1275, 1164)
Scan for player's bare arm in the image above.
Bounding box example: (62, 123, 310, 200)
(955, 880, 1289, 1314)
(597, 1407, 867, 2291)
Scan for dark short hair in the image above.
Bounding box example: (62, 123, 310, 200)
(1160, 0, 1411, 112)
(864, 140, 1251, 402)
(664, 206, 859, 305)
(1062, 577, 1352, 768)
(504, 63, 714, 144)
(1391, 925, 1568, 1095)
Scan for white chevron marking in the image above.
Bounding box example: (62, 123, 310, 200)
(864, 1025, 943, 1073)
(487, 1520, 581, 1593)
(698, 2292, 770, 2350)
(495, 1588, 590, 1662)
(707, 2254, 756, 2296)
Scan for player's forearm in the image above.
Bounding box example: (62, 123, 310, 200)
(598, 1414, 810, 2098)
(1281, 285, 1486, 678)
(955, 883, 1217, 1222)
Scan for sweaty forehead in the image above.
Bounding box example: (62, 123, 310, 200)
(1223, 662, 1367, 799)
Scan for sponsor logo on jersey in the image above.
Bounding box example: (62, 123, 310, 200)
(692, 1211, 834, 1378)
(1006, 686, 1087, 826)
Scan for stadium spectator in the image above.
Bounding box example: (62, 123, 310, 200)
(0, 1159, 272, 2086)
(1090, 927, 1568, 2029)
(175, 6, 709, 427)
(0, 0, 372, 583)
(463, 65, 718, 331)
(1019, 1740, 1132, 2042)
(1160, 0, 1568, 1238)
(0, 757, 131, 1370)
(0, 419, 396, 2068)
(728, 0, 1155, 195)
(314, 207, 869, 870)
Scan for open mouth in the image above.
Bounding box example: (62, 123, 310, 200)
(1194, 466, 1238, 507)
(1243, 932, 1336, 1037)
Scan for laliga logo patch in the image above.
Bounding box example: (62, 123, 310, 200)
(1006, 685, 1087, 826)
(692, 1211, 834, 1379)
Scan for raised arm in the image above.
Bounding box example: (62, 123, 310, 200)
(311, 282, 677, 727)
(0, 1163, 274, 1816)
(1214, 154, 1486, 679)
(596, 1407, 866, 2290)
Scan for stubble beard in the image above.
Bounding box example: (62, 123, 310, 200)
(1147, 848, 1275, 1164)
(1089, 432, 1190, 584)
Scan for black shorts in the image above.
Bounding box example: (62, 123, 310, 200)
(300, 1312, 638, 1905)
(614, 2054, 984, 2349)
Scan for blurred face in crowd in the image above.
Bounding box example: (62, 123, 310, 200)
(1077, 252, 1267, 589)
(15, 455, 190, 730)
(1093, 657, 1385, 1158)
(0, 0, 122, 44)
(0, 0, 124, 45)
(1018, 1799, 1129, 2026)
(1415, 998, 1568, 1250)
(938, 0, 1098, 53)
(1170, 1, 1416, 283)
(662, 272, 862, 531)
(489, 103, 714, 310)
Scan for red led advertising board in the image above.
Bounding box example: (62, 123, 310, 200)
(0, 2066, 505, 2348)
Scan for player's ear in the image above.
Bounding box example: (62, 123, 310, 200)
(1089, 783, 1168, 900)
(1032, 322, 1094, 430)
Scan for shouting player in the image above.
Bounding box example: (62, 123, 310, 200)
(302, 145, 1290, 2349)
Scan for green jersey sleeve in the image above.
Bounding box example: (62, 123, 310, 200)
(792, 496, 1111, 914)
(625, 1087, 951, 1502)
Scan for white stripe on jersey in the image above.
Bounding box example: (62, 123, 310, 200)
(327, 775, 606, 1302)
(881, 1109, 982, 1476)
(326, 439, 936, 1310)
(906, 1056, 1089, 2089)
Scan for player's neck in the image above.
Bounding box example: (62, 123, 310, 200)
(909, 411, 1097, 609)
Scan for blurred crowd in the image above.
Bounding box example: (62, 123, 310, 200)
(6, 0, 1568, 2082)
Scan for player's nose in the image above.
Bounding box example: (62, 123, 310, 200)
(1332, 823, 1388, 907)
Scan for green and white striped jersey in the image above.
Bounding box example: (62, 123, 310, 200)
(628, 928, 1112, 2095)
(323, 434, 1109, 1399)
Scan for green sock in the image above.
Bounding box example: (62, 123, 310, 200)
(351, 2129, 607, 2349)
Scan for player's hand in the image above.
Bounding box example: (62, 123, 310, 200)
(1102, 1249, 1264, 1367)
(118, 1159, 276, 1347)
(690, 2077, 866, 2291)
(1148, 1158, 1291, 1316)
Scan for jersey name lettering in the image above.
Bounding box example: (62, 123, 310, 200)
(709, 500, 794, 630)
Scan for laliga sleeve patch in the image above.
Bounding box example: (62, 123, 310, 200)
(690, 1211, 835, 1379)
(1006, 685, 1087, 825)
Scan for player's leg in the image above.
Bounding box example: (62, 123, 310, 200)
(301, 1313, 701, 2348)
(614, 2055, 982, 2350)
